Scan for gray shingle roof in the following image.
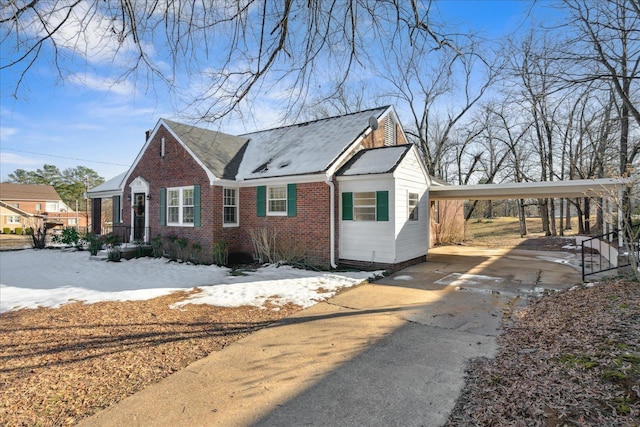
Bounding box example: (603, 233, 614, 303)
(164, 120, 249, 180)
(236, 106, 389, 180)
(337, 145, 412, 176)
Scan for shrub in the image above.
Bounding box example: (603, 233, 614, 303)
(53, 227, 83, 248)
(25, 227, 33, 235)
(151, 234, 163, 258)
(248, 228, 306, 264)
(30, 227, 47, 249)
(15, 227, 23, 235)
(212, 241, 228, 266)
(85, 233, 103, 256)
(3, 227, 9, 234)
(190, 242, 203, 264)
(175, 238, 189, 262)
(107, 245, 122, 262)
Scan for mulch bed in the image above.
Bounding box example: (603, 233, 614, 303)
(0, 291, 301, 426)
(446, 278, 640, 426)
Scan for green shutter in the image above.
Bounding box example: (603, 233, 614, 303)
(159, 188, 166, 226)
(113, 195, 121, 223)
(342, 192, 353, 220)
(193, 185, 201, 227)
(376, 191, 389, 221)
(287, 183, 297, 217)
(257, 186, 266, 217)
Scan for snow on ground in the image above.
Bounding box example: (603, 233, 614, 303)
(0, 249, 380, 313)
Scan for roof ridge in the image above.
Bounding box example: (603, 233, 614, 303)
(239, 105, 390, 136)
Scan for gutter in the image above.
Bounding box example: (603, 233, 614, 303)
(325, 175, 338, 269)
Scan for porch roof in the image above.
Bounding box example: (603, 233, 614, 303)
(428, 178, 630, 200)
(87, 172, 127, 199)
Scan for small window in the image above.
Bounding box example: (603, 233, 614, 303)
(9, 203, 18, 208)
(46, 202, 58, 212)
(408, 193, 419, 221)
(7, 215, 20, 224)
(35, 203, 41, 211)
(354, 192, 376, 221)
(68, 218, 77, 226)
(268, 186, 287, 215)
(223, 188, 238, 226)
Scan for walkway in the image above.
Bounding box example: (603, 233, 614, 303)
(78, 246, 582, 427)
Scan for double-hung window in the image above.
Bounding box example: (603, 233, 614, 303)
(267, 186, 287, 215)
(223, 188, 238, 226)
(166, 186, 195, 226)
(408, 193, 419, 220)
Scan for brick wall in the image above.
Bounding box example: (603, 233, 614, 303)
(235, 181, 333, 268)
(360, 116, 407, 148)
(124, 126, 218, 261)
(125, 126, 335, 267)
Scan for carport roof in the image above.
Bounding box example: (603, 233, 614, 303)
(429, 177, 630, 200)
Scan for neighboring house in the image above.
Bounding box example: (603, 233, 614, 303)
(0, 183, 86, 233)
(88, 106, 462, 269)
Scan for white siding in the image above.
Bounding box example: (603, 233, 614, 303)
(339, 176, 396, 263)
(393, 149, 429, 262)
(338, 147, 430, 265)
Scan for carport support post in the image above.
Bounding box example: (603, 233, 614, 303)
(618, 188, 623, 248)
(92, 198, 102, 235)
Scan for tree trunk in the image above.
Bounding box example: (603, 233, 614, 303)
(539, 199, 551, 236)
(519, 199, 527, 237)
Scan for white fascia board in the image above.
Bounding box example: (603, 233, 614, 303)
(429, 178, 631, 200)
(86, 190, 123, 199)
(236, 174, 326, 186)
(392, 145, 430, 185)
(123, 119, 218, 187)
(336, 173, 394, 183)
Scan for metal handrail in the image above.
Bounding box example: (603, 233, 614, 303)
(582, 222, 639, 281)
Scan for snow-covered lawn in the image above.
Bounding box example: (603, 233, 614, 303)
(0, 249, 380, 313)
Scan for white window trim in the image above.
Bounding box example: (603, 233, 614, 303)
(408, 192, 419, 221)
(166, 186, 195, 227)
(353, 191, 377, 221)
(267, 185, 288, 216)
(7, 215, 20, 224)
(223, 187, 239, 227)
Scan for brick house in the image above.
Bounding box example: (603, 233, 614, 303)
(88, 106, 463, 269)
(0, 183, 87, 233)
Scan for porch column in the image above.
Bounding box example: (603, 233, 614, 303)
(92, 198, 102, 235)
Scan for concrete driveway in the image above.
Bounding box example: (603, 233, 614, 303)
(79, 246, 582, 427)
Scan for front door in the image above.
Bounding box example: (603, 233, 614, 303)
(133, 193, 146, 241)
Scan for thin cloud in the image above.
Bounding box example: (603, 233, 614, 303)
(68, 72, 136, 95)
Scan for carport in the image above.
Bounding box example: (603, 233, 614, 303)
(429, 177, 631, 238)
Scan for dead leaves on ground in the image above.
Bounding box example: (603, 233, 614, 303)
(0, 292, 301, 426)
(447, 278, 640, 426)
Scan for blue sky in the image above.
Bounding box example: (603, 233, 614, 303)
(0, 1, 551, 183)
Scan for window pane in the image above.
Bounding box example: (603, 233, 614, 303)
(354, 192, 375, 206)
(224, 188, 236, 205)
(354, 207, 376, 221)
(168, 207, 179, 223)
(183, 206, 194, 223)
(269, 186, 286, 199)
(409, 193, 419, 220)
(224, 206, 237, 223)
(269, 200, 287, 212)
(168, 190, 179, 206)
(183, 189, 194, 206)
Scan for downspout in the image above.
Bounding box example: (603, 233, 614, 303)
(325, 175, 338, 269)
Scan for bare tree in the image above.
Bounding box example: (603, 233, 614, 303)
(1, 0, 460, 120)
